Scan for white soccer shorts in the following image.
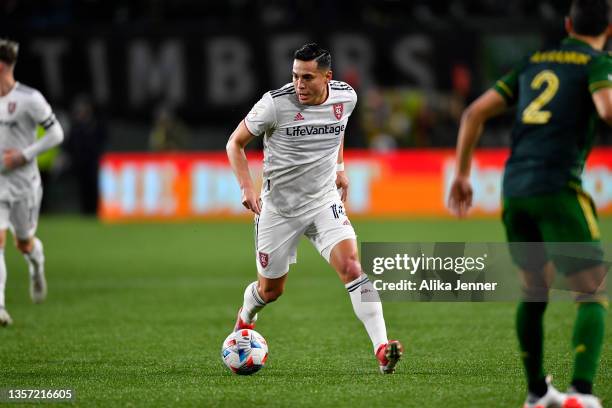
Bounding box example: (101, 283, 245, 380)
(0, 187, 42, 240)
(254, 193, 357, 279)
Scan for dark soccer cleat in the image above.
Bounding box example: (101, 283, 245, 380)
(376, 340, 403, 374)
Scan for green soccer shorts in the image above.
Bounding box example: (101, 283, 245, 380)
(502, 186, 603, 275)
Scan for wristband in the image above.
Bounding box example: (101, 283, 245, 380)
(336, 162, 345, 172)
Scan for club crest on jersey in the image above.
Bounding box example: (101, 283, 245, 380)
(333, 103, 343, 120)
(8, 102, 16, 114)
(258, 251, 269, 268)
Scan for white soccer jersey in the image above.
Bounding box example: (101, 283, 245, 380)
(244, 80, 357, 217)
(0, 82, 54, 202)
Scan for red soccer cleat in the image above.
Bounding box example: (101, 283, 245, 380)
(376, 340, 403, 374)
(234, 307, 256, 332)
(562, 392, 603, 408)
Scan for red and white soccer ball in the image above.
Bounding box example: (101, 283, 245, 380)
(221, 329, 268, 375)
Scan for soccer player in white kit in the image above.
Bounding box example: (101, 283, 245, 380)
(226, 43, 403, 373)
(0, 39, 64, 326)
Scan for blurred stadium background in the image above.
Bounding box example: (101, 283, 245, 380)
(1, 0, 610, 218)
(1, 1, 611, 407)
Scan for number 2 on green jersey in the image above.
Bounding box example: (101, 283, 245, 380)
(522, 70, 559, 124)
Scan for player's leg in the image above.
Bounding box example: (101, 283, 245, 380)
(0, 202, 12, 325)
(565, 265, 606, 395)
(545, 188, 606, 406)
(328, 239, 389, 348)
(15, 236, 46, 303)
(307, 197, 402, 373)
(10, 188, 46, 303)
(236, 274, 287, 331)
(515, 263, 556, 404)
(328, 239, 402, 373)
(503, 196, 565, 407)
(235, 206, 304, 331)
(562, 265, 606, 408)
(0, 227, 11, 326)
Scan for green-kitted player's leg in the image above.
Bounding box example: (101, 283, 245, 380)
(571, 301, 607, 394)
(548, 188, 607, 395)
(516, 301, 548, 396)
(503, 197, 551, 397)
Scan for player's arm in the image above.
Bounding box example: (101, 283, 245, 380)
(588, 53, 612, 126)
(455, 90, 507, 177)
(336, 135, 348, 202)
(226, 120, 261, 215)
(336, 89, 357, 203)
(21, 120, 64, 162)
(3, 93, 64, 170)
(592, 88, 612, 126)
(448, 89, 507, 217)
(228, 92, 275, 214)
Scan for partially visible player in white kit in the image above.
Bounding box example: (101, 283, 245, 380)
(0, 39, 64, 326)
(226, 43, 403, 373)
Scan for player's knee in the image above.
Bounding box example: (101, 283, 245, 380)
(341, 257, 362, 282)
(573, 290, 607, 303)
(521, 287, 549, 302)
(16, 239, 32, 254)
(259, 285, 283, 303)
(567, 265, 607, 300)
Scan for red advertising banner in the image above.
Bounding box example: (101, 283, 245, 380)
(99, 149, 612, 221)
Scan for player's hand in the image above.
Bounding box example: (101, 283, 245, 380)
(241, 187, 261, 215)
(448, 175, 473, 218)
(335, 171, 349, 202)
(2, 149, 26, 170)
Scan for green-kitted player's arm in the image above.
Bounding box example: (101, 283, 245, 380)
(455, 90, 507, 177)
(449, 58, 522, 216)
(448, 89, 507, 217)
(589, 53, 612, 126)
(588, 53, 612, 93)
(492, 60, 526, 106)
(491, 57, 529, 106)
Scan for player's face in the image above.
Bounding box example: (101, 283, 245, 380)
(292, 59, 331, 105)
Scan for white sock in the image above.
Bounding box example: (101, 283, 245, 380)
(240, 281, 266, 324)
(345, 274, 388, 352)
(24, 238, 44, 277)
(0, 249, 6, 308)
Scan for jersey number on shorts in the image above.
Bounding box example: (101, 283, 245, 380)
(521, 70, 560, 125)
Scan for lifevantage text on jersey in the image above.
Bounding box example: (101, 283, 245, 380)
(285, 124, 345, 137)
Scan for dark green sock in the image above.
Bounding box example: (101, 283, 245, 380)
(571, 302, 606, 388)
(516, 301, 547, 395)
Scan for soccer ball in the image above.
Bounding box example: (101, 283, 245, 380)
(221, 329, 268, 375)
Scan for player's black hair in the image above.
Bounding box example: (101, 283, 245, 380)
(0, 38, 18, 66)
(569, 0, 610, 36)
(294, 43, 331, 70)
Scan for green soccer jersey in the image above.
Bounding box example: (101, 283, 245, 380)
(493, 37, 612, 198)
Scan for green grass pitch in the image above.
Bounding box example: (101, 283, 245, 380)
(0, 217, 610, 407)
